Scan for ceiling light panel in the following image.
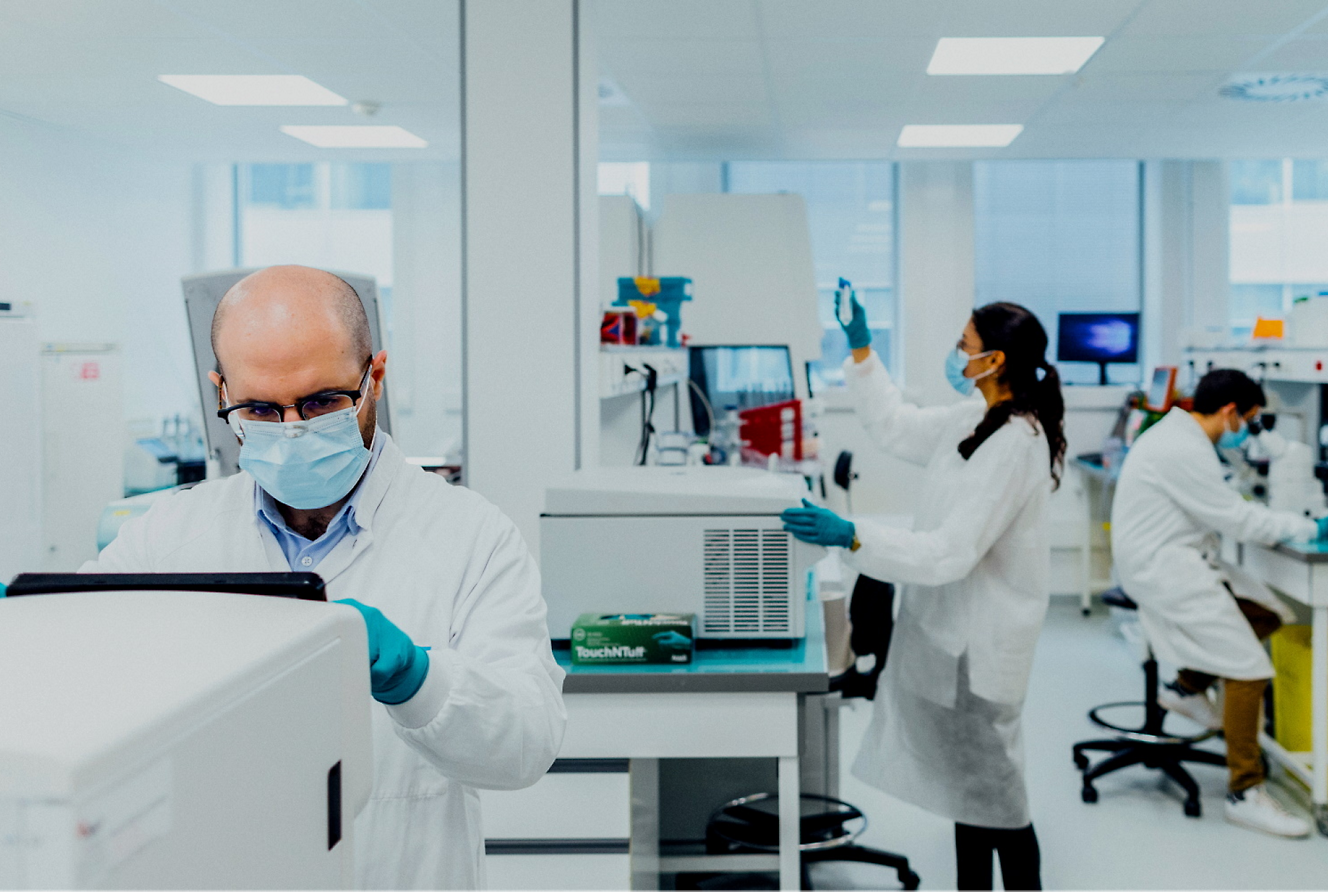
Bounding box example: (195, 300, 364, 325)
(897, 124, 1024, 147)
(159, 75, 347, 106)
(280, 125, 428, 148)
(927, 37, 1105, 76)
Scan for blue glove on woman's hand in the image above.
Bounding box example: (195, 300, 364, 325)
(780, 498, 856, 548)
(836, 291, 871, 351)
(1317, 516, 1328, 540)
(336, 598, 430, 705)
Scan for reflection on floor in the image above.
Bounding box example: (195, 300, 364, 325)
(819, 598, 1328, 890)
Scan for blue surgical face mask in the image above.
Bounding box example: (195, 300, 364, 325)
(1218, 418, 1250, 451)
(231, 398, 373, 510)
(944, 347, 996, 396)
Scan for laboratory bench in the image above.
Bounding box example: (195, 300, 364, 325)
(480, 600, 834, 890)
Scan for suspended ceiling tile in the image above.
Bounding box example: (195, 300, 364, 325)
(0, 37, 276, 79)
(0, 0, 211, 40)
(757, 0, 1139, 41)
(600, 39, 766, 75)
(618, 73, 770, 106)
(766, 69, 928, 106)
(763, 37, 938, 74)
(359, 0, 459, 51)
(1252, 36, 1328, 68)
(641, 101, 774, 128)
(593, 0, 760, 40)
(1032, 99, 1184, 125)
(1065, 72, 1222, 102)
(909, 74, 1069, 106)
(774, 101, 908, 129)
(780, 126, 901, 159)
(1120, 0, 1328, 38)
(1085, 36, 1272, 73)
(168, 0, 398, 41)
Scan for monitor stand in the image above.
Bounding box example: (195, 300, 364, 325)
(1097, 362, 1110, 386)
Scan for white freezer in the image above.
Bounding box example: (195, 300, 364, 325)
(0, 590, 372, 889)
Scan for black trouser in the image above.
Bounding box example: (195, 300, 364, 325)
(955, 822, 1041, 890)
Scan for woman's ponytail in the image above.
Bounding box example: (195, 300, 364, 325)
(957, 303, 1067, 488)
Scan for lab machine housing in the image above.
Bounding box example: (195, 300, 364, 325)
(540, 467, 822, 641)
(0, 590, 373, 889)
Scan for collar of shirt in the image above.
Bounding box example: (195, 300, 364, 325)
(254, 430, 386, 571)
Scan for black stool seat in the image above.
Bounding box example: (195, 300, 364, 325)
(1073, 588, 1226, 818)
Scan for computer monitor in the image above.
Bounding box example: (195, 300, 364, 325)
(688, 345, 795, 436)
(1057, 312, 1141, 385)
(1144, 366, 1177, 414)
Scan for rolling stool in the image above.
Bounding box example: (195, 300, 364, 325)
(705, 793, 920, 890)
(1073, 588, 1226, 817)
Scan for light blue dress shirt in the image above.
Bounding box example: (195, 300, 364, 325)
(254, 433, 385, 571)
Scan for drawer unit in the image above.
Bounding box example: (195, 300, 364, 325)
(481, 759, 632, 891)
(485, 852, 631, 890)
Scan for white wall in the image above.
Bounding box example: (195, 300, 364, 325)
(0, 116, 197, 425)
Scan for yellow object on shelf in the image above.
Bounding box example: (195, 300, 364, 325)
(633, 276, 661, 297)
(1252, 317, 1285, 340)
(1271, 625, 1315, 753)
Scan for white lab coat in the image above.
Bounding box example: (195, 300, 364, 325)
(83, 432, 567, 889)
(1111, 407, 1314, 680)
(840, 352, 1052, 827)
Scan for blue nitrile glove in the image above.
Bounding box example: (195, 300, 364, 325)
(836, 290, 871, 350)
(781, 498, 856, 548)
(652, 630, 692, 650)
(335, 598, 430, 705)
(1317, 517, 1328, 540)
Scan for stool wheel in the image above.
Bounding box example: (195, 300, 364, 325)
(1184, 799, 1201, 818)
(1081, 784, 1098, 804)
(901, 869, 921, 890)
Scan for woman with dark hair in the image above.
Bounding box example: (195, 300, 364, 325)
(782, 297, 1065, 891)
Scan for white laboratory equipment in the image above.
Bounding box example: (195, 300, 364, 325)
(41, 343, 123, 570)
(0, 306, 41, 582)
(1260, 427, 1326, 518)
(540, 466, 823, 641)
(0, 589, 372, 889)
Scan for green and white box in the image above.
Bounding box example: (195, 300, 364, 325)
(570, 613, 696, 665)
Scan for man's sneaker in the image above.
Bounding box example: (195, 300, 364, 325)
(1158, 682, 1223, 730)
(1225, 784, 1311, 838)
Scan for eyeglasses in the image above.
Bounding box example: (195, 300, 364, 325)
(218, 361, 373, 424)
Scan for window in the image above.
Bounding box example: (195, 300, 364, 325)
(236, 162, 394, 290)
(598, 161, 651, 211)
(973, 160, 1142, 386)
(1228, 159, 1328, 338)
(725, 161, 897, 388)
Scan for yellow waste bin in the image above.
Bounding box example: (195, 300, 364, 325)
(1272, 625, 1315, 753)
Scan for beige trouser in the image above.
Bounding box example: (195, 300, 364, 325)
(1175, 598, 1281, 794)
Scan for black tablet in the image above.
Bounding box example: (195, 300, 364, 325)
(5, 572, 327, 602)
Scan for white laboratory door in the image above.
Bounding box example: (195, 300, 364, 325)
(41, 345, 123, 570)
(0, 317, 41, 582)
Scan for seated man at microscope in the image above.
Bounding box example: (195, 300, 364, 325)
(1112, 368, 1325, 838)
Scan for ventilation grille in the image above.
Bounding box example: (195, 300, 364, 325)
(703, 528, 792, 635)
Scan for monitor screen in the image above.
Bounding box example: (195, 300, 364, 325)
(689, 345, 794, 436)
(1145, 367, 1174, 413)
(1057, 313, 1140, 364)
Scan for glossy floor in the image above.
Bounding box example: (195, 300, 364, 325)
(816, 599, 1328, 890)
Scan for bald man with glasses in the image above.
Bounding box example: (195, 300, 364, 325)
(85, 265, 566, 889)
